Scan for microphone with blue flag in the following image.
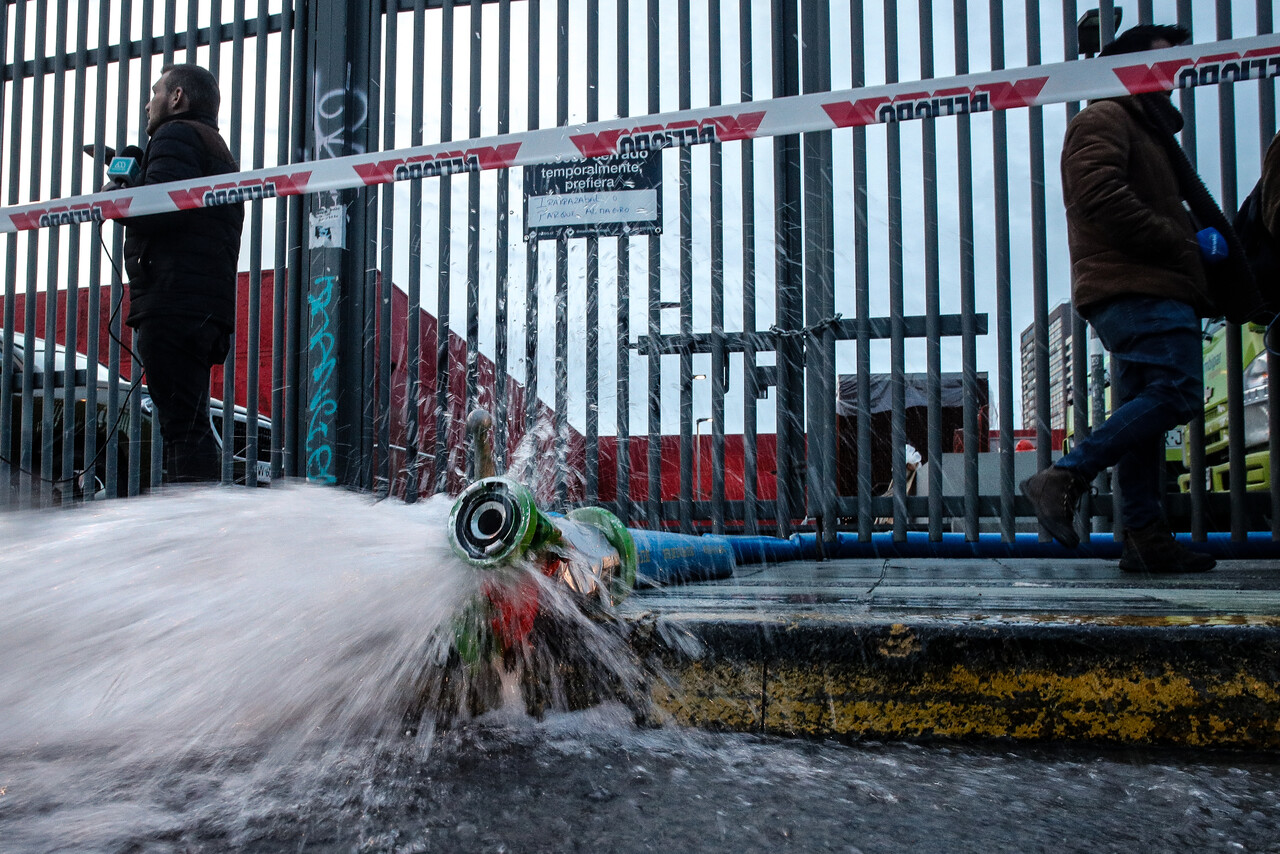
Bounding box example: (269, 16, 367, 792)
(106, 145, 145, 186)
(83, 143, 144, 187)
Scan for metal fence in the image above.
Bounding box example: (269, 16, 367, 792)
(1, 0, 1277, 547)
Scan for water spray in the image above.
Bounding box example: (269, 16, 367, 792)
(445, 412, 638, 666)
(423, 411, 748, 724)
(449, 476, 637, 600)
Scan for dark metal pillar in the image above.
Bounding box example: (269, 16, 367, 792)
(645, 0, 661, 529)
(709, 0, 727, 535)
(301, 0, 378, 486)
(740, 0, 760, 536)
(850, 0, 872, 542)
(678, 0, 693, 533)
(1027, 0, 1052, 535)
(772, 0, 804, 537)
(614, 0, 632, 524)
(801, 0, 835, 545)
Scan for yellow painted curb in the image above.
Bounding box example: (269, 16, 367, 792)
(632, 618, 1280, 748)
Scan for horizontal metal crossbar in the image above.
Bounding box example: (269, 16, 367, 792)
(634, 313, 990, 355)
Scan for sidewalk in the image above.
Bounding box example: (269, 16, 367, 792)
(621, 557, 1280, 749)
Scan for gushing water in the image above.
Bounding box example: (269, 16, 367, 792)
(0, 484, 645, 852)
(1, 486, 475, 751)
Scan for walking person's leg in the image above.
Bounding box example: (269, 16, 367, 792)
(1106, 335, 1213, 572)
(1105, 334, 1170, 534)
(1021, 297, 1213, 570)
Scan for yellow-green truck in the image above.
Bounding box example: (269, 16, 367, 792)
(1179, 319, 1271, 494)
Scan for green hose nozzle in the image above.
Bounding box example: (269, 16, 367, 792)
(447, 476, 636, 606)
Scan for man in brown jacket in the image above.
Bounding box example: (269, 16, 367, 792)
(1021, 24, 1216, 573)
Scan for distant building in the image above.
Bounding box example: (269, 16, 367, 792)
(1020, 302, 1077, 432)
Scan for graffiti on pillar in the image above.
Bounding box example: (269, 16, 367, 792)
(306, 275, 339, 483)
(306, 63, 366, 483)
(313, 68, 368, 159)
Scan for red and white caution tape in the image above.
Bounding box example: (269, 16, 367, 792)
(3, 33, 1278, 234)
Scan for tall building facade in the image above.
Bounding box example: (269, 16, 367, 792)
(1020, 302, 1077, 431)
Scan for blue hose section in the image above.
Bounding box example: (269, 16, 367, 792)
(623, 528, 1279, 587)
(722, 535, 805, 565)
(629, 529, 736, 586)
(787, 531, 1280, 560)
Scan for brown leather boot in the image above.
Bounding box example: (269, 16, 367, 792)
(1020, 465, 1088, 548)
(1118, 522, 1216, 574)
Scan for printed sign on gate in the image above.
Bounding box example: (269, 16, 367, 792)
(524, 149, 662, 240)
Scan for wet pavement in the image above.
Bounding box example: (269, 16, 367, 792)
(8, 707, 1278, 854)
(622, 556, 1280, 624)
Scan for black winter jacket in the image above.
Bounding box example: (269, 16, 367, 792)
(122, 112, 244, 329)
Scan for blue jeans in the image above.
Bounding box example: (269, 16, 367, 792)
(1056, 297, 1203, 530)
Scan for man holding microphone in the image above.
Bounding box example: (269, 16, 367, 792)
(110, 64, 244, 484)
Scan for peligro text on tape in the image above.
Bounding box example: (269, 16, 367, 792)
(3, 33, 1277, 235)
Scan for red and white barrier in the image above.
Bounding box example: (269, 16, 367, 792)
(3, 33, 1278, 234)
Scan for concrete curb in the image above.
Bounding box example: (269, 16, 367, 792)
(628, 616, 1280, 749)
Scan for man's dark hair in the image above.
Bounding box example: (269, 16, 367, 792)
(1099, 23, 1190, 57)
(161, 63, 220, 116)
